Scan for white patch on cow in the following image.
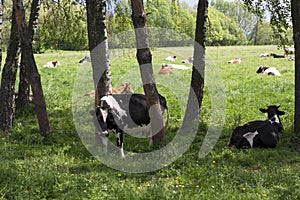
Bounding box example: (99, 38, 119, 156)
(165, 56, 176, 61)
(102, 130, 108, 135)
(264, 67, 281, 76)
(243, 131, 259, 147)
(116, 132, 121, 144)
(100, 108, 108, 123)
(269, 115, 280, 124)
(120, 144, 125, 158)
(101, 96, 127, 119)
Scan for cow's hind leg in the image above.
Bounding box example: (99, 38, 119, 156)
(116, 130, 125, 157)
(95, 131, 109, 153)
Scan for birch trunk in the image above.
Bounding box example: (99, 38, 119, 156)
(0, 5, 20, 131)
(14, 0, 50, 136)
(16, 0, 40, 109)
(86, 0, 112, 106)
(131, 0, 166, 145)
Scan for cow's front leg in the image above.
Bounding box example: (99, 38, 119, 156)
(95, 130, 109, 153)
(116, 129, 125, 157)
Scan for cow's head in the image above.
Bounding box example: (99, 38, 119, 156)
(256, 65, 268, 74)
(90, 100, 112, 136)
(259, 105, 285, 121)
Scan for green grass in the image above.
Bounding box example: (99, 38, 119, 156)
(1, 46, 300, 199)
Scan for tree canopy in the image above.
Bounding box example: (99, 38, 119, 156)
(206, 7, 247, 46)
(0, 0, 291, 51)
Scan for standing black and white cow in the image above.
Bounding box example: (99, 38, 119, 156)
(91, 93, 168, 157)
(229, 105, 285, 148)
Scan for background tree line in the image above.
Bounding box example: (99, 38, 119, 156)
(0, 0, 292, 52)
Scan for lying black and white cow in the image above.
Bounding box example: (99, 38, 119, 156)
(256, 65, 281, 76)
(284, 48, 295, 55)
(91, 93, 168, 157)
(229, 105, 285, 148)
(182, 56, 194, 64)
(165, 56, 177, 62)
(79, 56, 91, 63)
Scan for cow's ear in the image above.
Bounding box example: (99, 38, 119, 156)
(259, 108, 267, 113)
(278, 111, 285, 115)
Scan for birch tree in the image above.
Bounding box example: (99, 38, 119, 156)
(14, 0, 50, 136)
(131, 0, 166, 145)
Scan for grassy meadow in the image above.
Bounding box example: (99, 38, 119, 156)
(1, 45, 300, 199)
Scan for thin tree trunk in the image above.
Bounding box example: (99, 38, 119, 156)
(16, 53, 30, 109)
(0, 0, 3, 69)
(16, 0, 40, 109)
(131, 0, 166, 145)
(0, 5, 21, 131)
(86, 0, 112, 145)
(292, 0, 300, 134)
(14, 0, 50, 136)
(86, 0, 112, 106)
(182, 0, 207, 129)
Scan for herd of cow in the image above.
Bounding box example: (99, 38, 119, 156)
(39, 49, 293, 156)
(226, 48, 295, 149)
(228, 48, 295, 77)
(81, 49, 292, 157)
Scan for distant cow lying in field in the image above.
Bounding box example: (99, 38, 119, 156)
(90, 93, 168, 157)
(79, 56, 91, 63)
(284, 48, 295, 55)
(85, 83, 134, 97)
(112, 83, 133, 94)
(158, 64, 174, 75)
(228, 58, 242, 64)
(165, 56, 177, 62)
(43, 61, 61, 68)
(161, 63, 189, 71)
(271, 53, 285, 58)
(229, 105, 285, 148)
(182, 56, 194, 64)
(256, 65, 281, 76)
(288, 56, 295, 61)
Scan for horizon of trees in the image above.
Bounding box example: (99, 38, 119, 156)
(0, 0, 292, 53)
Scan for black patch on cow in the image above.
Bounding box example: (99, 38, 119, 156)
(271, 53, 285, 58)
(256, 66, 268, 74)
(99, 94, 167, 130)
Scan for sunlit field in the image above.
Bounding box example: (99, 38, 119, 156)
(0, 45, 299, 199)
